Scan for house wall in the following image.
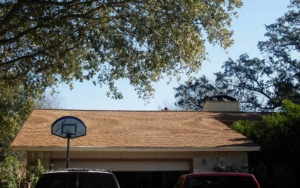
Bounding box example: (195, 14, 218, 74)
(192, 151, 249, 173)
(27, 151, 249, 172)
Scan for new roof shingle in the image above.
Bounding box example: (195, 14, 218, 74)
(11, 109, 261, 151)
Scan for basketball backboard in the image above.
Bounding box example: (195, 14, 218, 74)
(51, 116, 87, 139)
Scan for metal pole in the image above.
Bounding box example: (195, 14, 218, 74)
(66, 135, 70, 168)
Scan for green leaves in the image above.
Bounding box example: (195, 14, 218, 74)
(0, 0, 242, 100)
(0, 157, 45, 188)
(174, 1, 300, 112)
(232, 100, 300, 178)
(0, 156, 22, 188)
(0, 82, 35, 157)
(219, 1, 300, 111)
(26, 159, 45, 187)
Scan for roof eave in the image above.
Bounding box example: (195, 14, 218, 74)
(11, 146, 260, 152)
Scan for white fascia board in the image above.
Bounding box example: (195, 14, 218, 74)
(11, 146, 260, 152)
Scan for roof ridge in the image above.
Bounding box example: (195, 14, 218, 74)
(34, 108, 202, 112)
(33, 109, 269, 114)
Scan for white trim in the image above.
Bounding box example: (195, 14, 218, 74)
(12, 146, 260, 152)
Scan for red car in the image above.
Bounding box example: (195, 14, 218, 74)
(174, 172, 260, 188)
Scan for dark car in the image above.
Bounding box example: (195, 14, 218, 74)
(35, 168, 120, 188)
(174, 172, 260, 188)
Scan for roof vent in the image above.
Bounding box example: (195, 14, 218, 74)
(203, 95, 240, 112)
(162, 107, 169, 111)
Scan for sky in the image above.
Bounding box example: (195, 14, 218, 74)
(57, 0, 291, 110)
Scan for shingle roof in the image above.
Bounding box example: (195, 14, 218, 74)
(11, 109, 262, 151)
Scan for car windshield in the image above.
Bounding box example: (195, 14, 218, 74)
(35, 172, 119, 188)
(188, 176, 258, 188)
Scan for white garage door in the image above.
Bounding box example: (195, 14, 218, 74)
(52, 160, 190, 171)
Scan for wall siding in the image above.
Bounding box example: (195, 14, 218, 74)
(27, 151, 248, 172)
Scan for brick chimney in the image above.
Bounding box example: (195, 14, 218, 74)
(202, 95, 240, 112)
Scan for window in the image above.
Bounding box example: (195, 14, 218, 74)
(188, 176, 258, 188)
(36, 172, 119, 188)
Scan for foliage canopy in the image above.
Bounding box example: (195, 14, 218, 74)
(174, 76, 219, 110)
(232, 100, 300, 187)
(174, 0, 300, 111)
(0, 82, 35, 160)
(0, 0, 242, 100)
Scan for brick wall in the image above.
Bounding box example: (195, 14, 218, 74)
(193, 151, 249, 173)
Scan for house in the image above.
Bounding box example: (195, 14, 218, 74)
(11, 105, 267, 188)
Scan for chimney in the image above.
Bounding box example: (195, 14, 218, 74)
(202, 95, 240, 112)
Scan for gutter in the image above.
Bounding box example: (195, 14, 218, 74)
(11, 146, 260, 152)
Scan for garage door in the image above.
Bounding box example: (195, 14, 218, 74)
(52, 160, 190, 171)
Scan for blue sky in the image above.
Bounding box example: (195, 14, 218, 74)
(57, 0, 291, 110)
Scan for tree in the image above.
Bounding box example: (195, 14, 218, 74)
(25, 159, 45, 188)
(0, 156, 45, 188)
(0, 82, 35, 160)
(0, 88, 64, 160)
(174, 76, 219, 110)
(0, 156, 24, 188)
(214, 0, 300, 111)
(0, 88, 65, 160)
(0, 0, 242, 100)
(174, 0, 300, 112)
(258, 0, 300, 66)
(173, 75, 243, 110)
(214, 54, 283, 112)
(0, 88, 54, 187)
(35, 92, 65, 109)
(0, 82, 35, 188)
(232, 100, 300, 188)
